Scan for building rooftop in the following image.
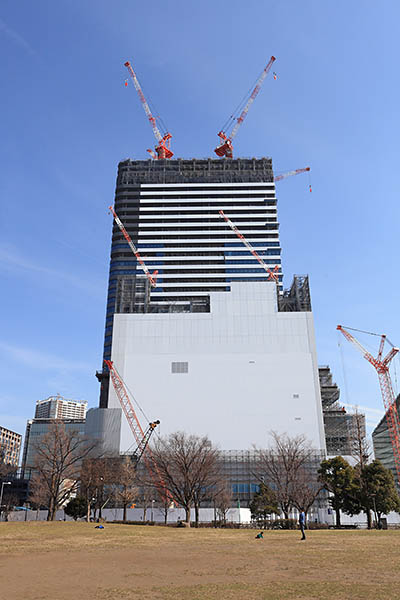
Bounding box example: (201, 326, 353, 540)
(117, 157, 274, 185)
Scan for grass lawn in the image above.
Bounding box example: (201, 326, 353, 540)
(0, 522, 398, 599)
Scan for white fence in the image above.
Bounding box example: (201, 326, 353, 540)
(6, 506, 252, 524)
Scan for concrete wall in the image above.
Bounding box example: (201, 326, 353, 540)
(108, 281, 326, 452)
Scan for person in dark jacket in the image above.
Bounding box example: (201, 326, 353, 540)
(299, 509, 306, 540)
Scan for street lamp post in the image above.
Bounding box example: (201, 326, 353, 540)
(151, 499, 155, 522)
(0, 482, 11, 521)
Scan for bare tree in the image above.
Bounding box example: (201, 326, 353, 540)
(255, 432, 314, 519)
(28, 473, 50, 520)
(149, 431, 220, 527)
(33, 421, 98, 521)
(351, 410, 370, 469)
(0, 446, 17, 479)
(80, 457, 113, 522)
(112, 457, 138, 522)
(351, 410, 373, 528)
(213, 481, 232, 526)
(291, 465, 324, 517)
(1, 492, 19, 521)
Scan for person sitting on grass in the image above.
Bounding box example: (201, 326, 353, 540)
(255, 531, 264, 539)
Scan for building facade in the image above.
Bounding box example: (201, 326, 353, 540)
(22, 419, 86, 474)
(97, 157, 326, 453)
(35, 395, 87, 420)
(0, 426, 22, 468)
(372, 395, 400, 490)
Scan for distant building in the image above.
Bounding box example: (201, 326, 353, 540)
(22, 418, 86, 474)
(319, 366, 366, 456)
(34, 395, 87, 420)
(0, 425, 22, 468)
(372, 395, 400, 489)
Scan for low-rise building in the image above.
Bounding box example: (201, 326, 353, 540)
(0, 425, 22, 468)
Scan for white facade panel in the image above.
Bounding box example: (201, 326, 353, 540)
(109, 282, 326, 453)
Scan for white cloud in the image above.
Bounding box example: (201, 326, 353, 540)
(0, 18, 35, 55)
(343, 403, 383, 417)
(0, 342, 91, 372)
(0, 246, 103, 297)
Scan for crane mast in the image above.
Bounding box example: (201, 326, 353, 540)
(337, 325, 400, 487)
(124, 60, 173, 160)
(219, 210, 280, 283)
(215, 56, 276, 159)
(104, 360, 172, 501)
(109, 205, 158, 288)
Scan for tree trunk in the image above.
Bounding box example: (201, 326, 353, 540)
(335, 507, 341, 528)
(185, 506, 191, 526)
(86, 502, 91, 523)
(48, 497, 56, 521)
(194, 503, 199, 528)
(366, 508, 372, 530)
(123, 503, 127, 523)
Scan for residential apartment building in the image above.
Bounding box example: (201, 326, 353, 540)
(35, 395, 87, 420)
(0, 426, 22, 468)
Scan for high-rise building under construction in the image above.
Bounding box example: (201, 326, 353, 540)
(96, 158, 326, 453)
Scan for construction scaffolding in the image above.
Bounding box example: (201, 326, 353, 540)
(319, 366, 366, 456)
(278, 275, 311, 312)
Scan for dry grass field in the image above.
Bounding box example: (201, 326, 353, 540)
(0, 522, 399, 600)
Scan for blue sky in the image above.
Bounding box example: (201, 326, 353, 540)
(1, 1, 399, 441)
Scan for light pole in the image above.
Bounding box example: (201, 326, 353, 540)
(151, 499, 155, 522)
(0, 482, 11, 521)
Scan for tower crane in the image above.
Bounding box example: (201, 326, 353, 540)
(219, 210, 280, 283)
(274, 167, 312, 191)
(337, 325, 400, 487)
(124, 60, 173, 160)
(104, 360, 172, 500)
(214, 56, 276, 159)
(274, 167, 310, 182)
(109, 205, 158, 288)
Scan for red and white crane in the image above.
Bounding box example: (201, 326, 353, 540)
(124, 60, 173, 160)
(337, 325, 400, 487)
(104, 360, 172, 500)
(274, 166, 312, 192)
(214, 56, 276, 159)
(274, 167, 310, 182)
(109, 205, 158, 288)
(219, 210, 280, 283)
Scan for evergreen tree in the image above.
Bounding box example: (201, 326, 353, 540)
(64, 496, 87, 521)
(318, 456, 359, 527)
(250, 483, 279, 528)
(355, 460, 400, 526)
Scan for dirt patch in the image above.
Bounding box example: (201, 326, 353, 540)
(1, 523, 399, 599)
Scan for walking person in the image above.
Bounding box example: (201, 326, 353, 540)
(299, 508, 306, 540)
